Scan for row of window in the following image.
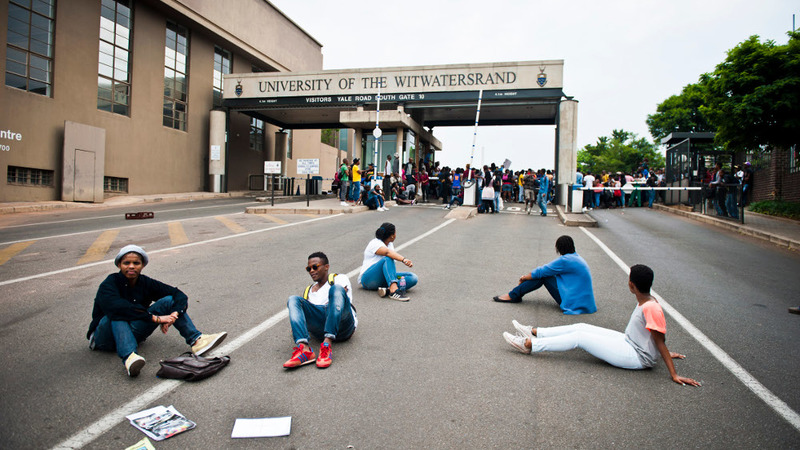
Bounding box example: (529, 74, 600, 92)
(5, 0, 238, 133)
(7, 165, 129, 193)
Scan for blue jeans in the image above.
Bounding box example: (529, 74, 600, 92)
(494, 191, 500, 212)
(366, 195, 384, 209)
(593, 192, 601, 208)
(508, 275, 561, 304)
(287, 285, 356, 344)
(726, 192, 739, 219)
(92, 295, 201, 361)
(537, 192, 548, 215)
(360, 256, 418, 291)
(647, 190, 655, 208)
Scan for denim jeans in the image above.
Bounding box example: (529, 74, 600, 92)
(726, 192, 739, 219)
(532, 323, 644, 370)
(647, 190, 655, 208)
(92, 295, 202, 361)
(360, 256, 418, 291)
(494, 191, 500, 212)
(537, 192, 548, 215)
(508, 275, 561, 304)
(350, 182, 361, 202)
(366, 195, 384, 209)
(287, 285, 356, 344)
(593, 192, 601, 208)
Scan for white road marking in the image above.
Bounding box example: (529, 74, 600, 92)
(579, 226, 800, 432)
(0, 214, 341, 287)
(49, 217, 457, 449)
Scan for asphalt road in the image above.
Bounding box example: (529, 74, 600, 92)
(0, 201, 798, 449)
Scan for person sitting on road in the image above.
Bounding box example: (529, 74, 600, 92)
(86, 245, 227, 377)
(366, 183, 388, 211)
(358, 222, 418, 301)
(493, 235, 597, 315)
(392, 178, 415, 205)
(502, 264, 701, 387)
(283, 252, 357, 369)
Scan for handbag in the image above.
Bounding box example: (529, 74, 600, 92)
(156, 352, 230, 381)
(481, 185, 495, 200)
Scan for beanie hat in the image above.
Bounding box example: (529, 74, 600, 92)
(114, 244, 149, 266)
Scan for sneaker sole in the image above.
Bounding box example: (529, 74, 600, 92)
(284, 358, 316, 369)
(316, 359, 331, 369)
(195, 332, 227, 356)
(503, 332, 530, 354)
(512, 320, 534, 342)
(127, 359, 145, 377)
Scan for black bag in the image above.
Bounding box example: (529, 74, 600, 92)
(156, 352, 230, 381)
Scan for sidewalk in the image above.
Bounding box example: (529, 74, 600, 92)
(655, 204, 800, 251)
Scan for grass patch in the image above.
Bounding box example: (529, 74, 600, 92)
(748, 200, 800, 220)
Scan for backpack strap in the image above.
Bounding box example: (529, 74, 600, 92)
(303, 273, 337, 300)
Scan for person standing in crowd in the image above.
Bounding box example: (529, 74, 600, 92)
(522, 169, 538, 215)
(383, 154, 393, 199)
(359, 223, 418, 301)
(87, 245, 227, 377)
(339, 158, 351, 206)
(582, 171, 595, 210)
(646, 170, 658, 208)
(709, 162, 727, 217)
(537, 169, 550, 216)
(350, 158, 363, 205)
(417, 169, 429, 203)
(492, 235, 597, 315)
(502, 264, 700, 387)
(742, 161, 754, 206)
(283, 252, 356, 369)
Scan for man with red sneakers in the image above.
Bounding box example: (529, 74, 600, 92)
(284, 252, 357, 369)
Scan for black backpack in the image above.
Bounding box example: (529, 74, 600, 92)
(156, 352, 230, 381)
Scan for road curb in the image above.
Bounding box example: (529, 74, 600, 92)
(654, 204, 800, 251)
(555, 205, 598, 227)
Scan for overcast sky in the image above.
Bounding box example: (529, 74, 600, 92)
(270, 0, 796, 170)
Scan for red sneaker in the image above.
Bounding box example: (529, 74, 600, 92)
(316, 342, 332, 368)
(283, 345, 315, 368)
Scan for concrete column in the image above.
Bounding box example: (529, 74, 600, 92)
(354, 128, 363, 163)
(274, 131, 287, 175)
(209, 110, 226, 193)
(556, 99, 578, 206)
(396, 127, 404, 176)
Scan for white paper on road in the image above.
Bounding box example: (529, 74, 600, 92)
(231, 416, 292, 438)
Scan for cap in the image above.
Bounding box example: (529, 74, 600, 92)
(115, 244, 149, 266)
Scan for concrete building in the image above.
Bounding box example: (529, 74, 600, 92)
(1, 0, 334, 202)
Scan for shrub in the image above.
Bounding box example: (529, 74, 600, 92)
(748, 200, 800, 220)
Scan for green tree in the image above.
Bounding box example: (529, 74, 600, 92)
(701, 31, 800, 151)
(646, 82, 714, 141)
(578, 130, 665, 174)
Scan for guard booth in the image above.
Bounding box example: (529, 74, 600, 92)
(663, 132, 718, 205)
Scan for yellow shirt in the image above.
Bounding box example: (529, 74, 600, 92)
(518, 173, 524, 186)
(352, 164, 361, 182)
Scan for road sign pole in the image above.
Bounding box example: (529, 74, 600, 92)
(306, 173, 310, 207)
(271, 174, 275, 206)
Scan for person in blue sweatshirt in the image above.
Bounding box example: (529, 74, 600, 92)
(492, 235, 597, 315)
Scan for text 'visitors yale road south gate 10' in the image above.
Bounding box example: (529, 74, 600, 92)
(217, 60, 578, 205)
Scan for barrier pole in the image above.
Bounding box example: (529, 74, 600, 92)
(467, 89, 483, 180)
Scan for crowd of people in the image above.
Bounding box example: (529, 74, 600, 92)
(332, 155, 557, 215)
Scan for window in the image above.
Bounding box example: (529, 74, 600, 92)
(104, 176, 128, 193)
(97, 0, 132, 115)
(790, 145, 799, 174)
(163, 21, 189, 130)
(7, 166, 54, 186)
(250, 117, 264, 152)
(6, 0, 56, 96)
(338, 129, 349, 152)
(212, 46, 231, 107)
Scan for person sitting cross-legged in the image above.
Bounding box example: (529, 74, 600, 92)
(502, 264, 701, 387)
(87, 245, 227, 377)
(284, 252, 357, 369)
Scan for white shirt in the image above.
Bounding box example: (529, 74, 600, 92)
(583, 174, 595, 189)
(307, 273, 358, 327)
(359, 238, 393, 284)
(385, 160, 392, 175)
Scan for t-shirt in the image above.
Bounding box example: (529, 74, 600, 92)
(306, 274, 358, 328)
(453, 173, 462, 189)
(385, 160, 392, 176)
(530, 252, 596, 314)
(358, 238, 394, 284)
(339, 164, 350, 182)
(352, 164, 361, 182)
(583, 174, 595, 189)
(624, 300, 666, 368)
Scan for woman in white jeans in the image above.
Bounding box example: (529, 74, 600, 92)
(503, 264, 701, 386)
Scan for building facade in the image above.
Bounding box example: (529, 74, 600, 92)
(1, 0, 329, 202)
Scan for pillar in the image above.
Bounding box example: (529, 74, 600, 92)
(556, 99, 578, 206)
(209, 110, 226, 193)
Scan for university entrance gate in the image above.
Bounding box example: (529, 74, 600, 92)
(218, 60, 578, 205)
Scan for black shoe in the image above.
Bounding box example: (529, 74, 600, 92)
(493, 295, 521, 303)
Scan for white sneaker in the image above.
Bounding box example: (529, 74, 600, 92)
(503, 331, 530, 354)
(377, 207, 385, 212)
(340, 202, 348, 206)
(512, 320, 534, 342)
(125, 352, 146, 377)
(387, 291, 410, 301)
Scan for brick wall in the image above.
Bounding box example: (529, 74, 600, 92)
(751, 149, 800, 203)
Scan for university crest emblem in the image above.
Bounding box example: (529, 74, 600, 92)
(235, 79, 243, 97)
(537, 67, 547, 87)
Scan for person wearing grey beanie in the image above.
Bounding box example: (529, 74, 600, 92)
(86, 244, 227, 377)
